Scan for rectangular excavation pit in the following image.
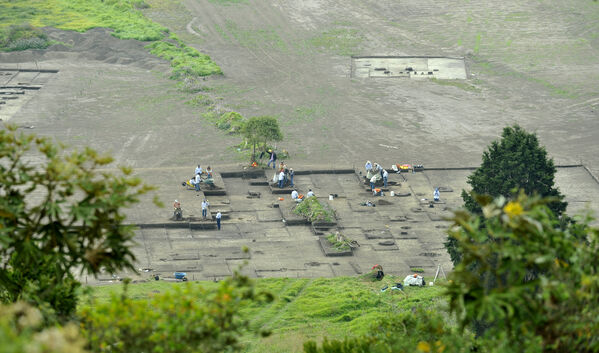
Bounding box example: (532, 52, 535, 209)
(351, 56, 466, 80)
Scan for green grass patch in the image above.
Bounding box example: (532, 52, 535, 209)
(82, 276, 447, 353)
(0, 0, 221, 77)
(430, 78, 482, 92)
(293, 196, 335, 222)
(326, 233, 351, 252)
(216, 111, 245, 134)
(209, 0, 247, 4)
(309, 28, 363, 56)
(0, 23, 51, 51)
(146, 37, 222, 78)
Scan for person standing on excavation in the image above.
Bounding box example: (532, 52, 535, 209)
(267, 149, 277, 169)
(201, 199, 209, 219)
(216, 211, 222, 230)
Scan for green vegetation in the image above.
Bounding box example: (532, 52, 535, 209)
(294, 196, 335, 222)
(309, 28, 363, 56)
(84, 276, 447, 353)
(0, 126, 155, 321)
(80, 275, 273, 353)
(147, 37, 222, 79)
(430, 78, 482, 92)
(0, 23, 50, 51)
(448, 125, 566, 266)
(304, 194, 599, 352)
(209, 0, 247, 4)
(0, 126, 155, 320)
(216, 111, 246, 134)
(0, 0, 221, 77)
(325, 234, 351, 252)
(462, 124, 566, 217)
(242, 116, 283, 162)
(0, 302, 87, 353)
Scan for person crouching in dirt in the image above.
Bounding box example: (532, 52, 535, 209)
(173, 200, 182, 221)
(206, 166, 213, 178)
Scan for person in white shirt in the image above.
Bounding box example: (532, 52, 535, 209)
(291, 189, 302, 202)
(365, 160, 373, 173)
(215, 211, 222, 230)
(194, 173, 201, 191)
(278, 171, 285, 188)
(370, 175, 377, 191)
(201, 199, 209, 219)
(307, 189, 315, 198)
(195, 164, 202, 176)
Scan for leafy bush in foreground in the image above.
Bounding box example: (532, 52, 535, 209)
(80, 273, 273, 353)
(0, 125, 154, 320)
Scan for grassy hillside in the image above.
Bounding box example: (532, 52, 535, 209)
(0, 0, 221, 76)
(84, 276, 447, 353)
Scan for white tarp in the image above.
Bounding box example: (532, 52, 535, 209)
(403, 274, 425, 287)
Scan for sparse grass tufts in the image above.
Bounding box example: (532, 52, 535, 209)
(293, 196, 335, 222)
(216, 111, 245, 134)
(326, 233, 351, 251)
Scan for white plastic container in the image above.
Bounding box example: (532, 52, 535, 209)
(390, 191, 395, 196)
(329, 194, 334, 200)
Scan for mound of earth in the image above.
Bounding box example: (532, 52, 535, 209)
(0, 27, 168, 71)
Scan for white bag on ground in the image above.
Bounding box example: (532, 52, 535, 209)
(403, 274, 425, 287)
(273, 173, 278, 183)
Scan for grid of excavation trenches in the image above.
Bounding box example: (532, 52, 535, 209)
(98, 166, 466, 284)
(0, 68, 58, 122)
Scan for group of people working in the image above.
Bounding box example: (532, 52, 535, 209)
(188, 164, 214, 192)
(174, 164, 222, 229)
(276, 162, 294, 188)
(291, 188, 314, 203)
(365, 160, 389, 192)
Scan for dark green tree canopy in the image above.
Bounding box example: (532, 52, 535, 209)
(241, 116, 283, 162)
(462, 125, 566, 216)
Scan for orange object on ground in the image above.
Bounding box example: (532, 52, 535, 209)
(279, 197, 284, 201)
(374, 188, 381, 193)
(251, 162, 258, 167)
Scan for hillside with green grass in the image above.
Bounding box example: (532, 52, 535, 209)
(0, 0, 221, 76)
(84, 276, 447, 353)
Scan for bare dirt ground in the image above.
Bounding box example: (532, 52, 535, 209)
(1, 0, 599, 281)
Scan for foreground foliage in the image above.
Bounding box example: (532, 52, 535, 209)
(80, 272, 274, 353)
(447, 193, 599, 352)
(86, 276, 447, 353)
(307, 194, 599, 353)
(448, 125, 566, 265)
(0, 302, 87, 353)
(0, 126, 154, 320)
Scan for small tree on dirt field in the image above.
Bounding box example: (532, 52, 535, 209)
(447, 125, 567, 265)
(0, 125, 155, 321)
(241, 116, 283, 162)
